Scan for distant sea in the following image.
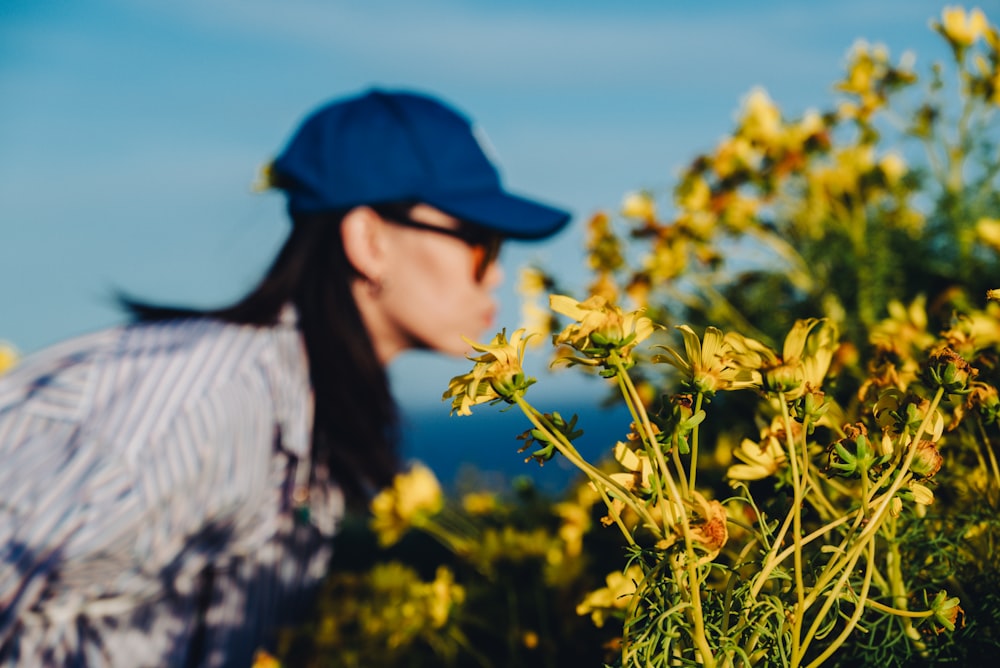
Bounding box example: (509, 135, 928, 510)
(399, 399, 633, 498)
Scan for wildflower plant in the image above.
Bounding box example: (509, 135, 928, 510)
(441, 8, 1000, 666)
(448, 291, 1000, 665)
(284, 7, 1000, 667)
(358, 457, 619, 667)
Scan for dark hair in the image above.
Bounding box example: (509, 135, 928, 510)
(120, 204, 411, 507)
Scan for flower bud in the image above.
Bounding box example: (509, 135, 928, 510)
(763, 363, 803, 395)
(792, 389, 830, 430)
(968, 381, 1000, 424)
(877, 429, 895, 458)
(923, 347, 977, 394)
(910, 440, 943, 478)
(906, 481, 935, 506)
(929, 590, 964, 633)
(828, 423, 876, 478)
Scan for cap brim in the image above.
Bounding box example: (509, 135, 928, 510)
(425, 190, 572, 240)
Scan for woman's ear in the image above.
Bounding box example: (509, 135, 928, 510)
(340, 206, 388, 283)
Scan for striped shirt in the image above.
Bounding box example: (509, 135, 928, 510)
(0, 307, 344, 667)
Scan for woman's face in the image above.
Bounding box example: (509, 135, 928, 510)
(369, 204, 505, 359)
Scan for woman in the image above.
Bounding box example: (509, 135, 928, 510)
(0, 88, 570, 667)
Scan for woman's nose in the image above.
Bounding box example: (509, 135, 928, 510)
(482, 259, 504, 288)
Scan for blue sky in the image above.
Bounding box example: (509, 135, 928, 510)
(1, 0, 960, 420)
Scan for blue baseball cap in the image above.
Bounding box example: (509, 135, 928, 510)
(268, 88, 571, 239)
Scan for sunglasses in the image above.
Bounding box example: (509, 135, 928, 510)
(383, 214, 503, 282)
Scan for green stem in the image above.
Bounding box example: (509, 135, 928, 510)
(802, 540, 877, 668)
(689, 392, 705, 491)
(863, 599, 936, 619)
(884, 515, 923, 646)
(751, 514, 852, 599)
(976, 417, 1000, 493)
(512, 394, 655, 542)
(800, 387, 946, 618)
(612, 355, 683, 531)
(777, 393, 807, 660)
(847, 388, 945, 564)
(612, 355, 717, 668)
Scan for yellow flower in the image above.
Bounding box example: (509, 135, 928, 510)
(712, 135, 759, 178)
(612, 440, 654, 492)
(773, 107, 828, 157)
(728, 436, 787, 482)
(554, 499, 591, 558)
(654, 325, 759, 395)
(728, 415, 797, 482)
(794, 319, 839, 395)
(518, 265, 550, 298)
(944, 308, 1000, 353)
(839, 40, 878, 95)
(0, 341, 18, 375)
(576, 564, 643, 628)
(251, 649, 281, 668)
(726, 319, 838, 399)
(550, 294, 655, 366)
(461, 491, 498, 515)
(426, 566, 464, 629)
(936, 6, 989, 48)
(870, 296, 935, 359)
(976, 217, 1000, 252)
(621, 190, 657, 221)
(649, 491, 728, 562)
(906, 480, 935, 506)
(250, 161, 276, 192)
(836, 40, 894, 114)
(370, 463, 444, 547)
(675, 175, 711, 213)
(879, 152, 907, 186)
(739, 87, 783, 146)
(687, 491, 729, 559)
(811, 145, 876, 198)
(719, 192, 761, 232)
(520, 301, 554, 346)
(589, 441, 654, 527)
(443, 329, 534, 415)
(586, 211, 624, 275)
(587, 271, 620, 305)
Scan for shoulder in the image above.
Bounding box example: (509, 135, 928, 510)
(113, 313, 313, 459)
(1, 315, 309, 442)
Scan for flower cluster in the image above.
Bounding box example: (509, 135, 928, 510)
(549, 294, 655, 374)
(300, 562, 466, 657)
(369, 462, 443, 547)
(442, 329, 535, 416)
(653, 324, 759, 396)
